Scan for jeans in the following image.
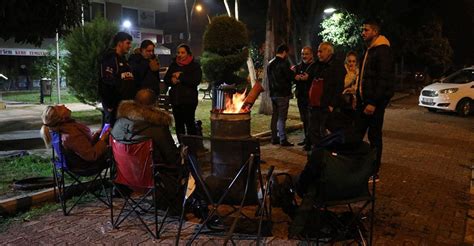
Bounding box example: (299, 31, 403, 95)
(271, 96, 291, 142)
(172, 103, 198, 142)
(355, 99, 389, 174)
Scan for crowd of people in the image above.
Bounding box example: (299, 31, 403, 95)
(38, 17, 393, 236)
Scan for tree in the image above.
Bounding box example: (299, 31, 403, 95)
(259, 0, 291, 115)
(63, 18, 118, 105)
(201, 15, 249, 104)
(319, 11, 363, 53)
(0, 0, 88, 46)
(30, 41, 66, 86)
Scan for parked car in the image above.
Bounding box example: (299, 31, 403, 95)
(418, 66, 474, 116)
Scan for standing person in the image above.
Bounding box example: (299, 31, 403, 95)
(99, 32, 136, 127)
(268, 44, 294, 147)
(356, 18, 394, 179)
(308, 42, 345, 146)
(342, 51, 359, 114)
(292, 46, 316, 151)
(129, 40, 161, 94)
(164, 44, 202, 142)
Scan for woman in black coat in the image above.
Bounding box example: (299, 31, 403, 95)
(129, 40, 161, 94)
(164, 44, 202, 142)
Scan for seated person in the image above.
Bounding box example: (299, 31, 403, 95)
(40, 105, 109, 172)
(111, 88, 179, 168)
(111, 89, 222, 229)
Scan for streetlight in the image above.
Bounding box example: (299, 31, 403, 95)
(323, 7, 337, 14)
(195, 4, 203, 12)
(122, 20, 132, 29)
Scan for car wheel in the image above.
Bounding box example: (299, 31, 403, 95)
(427, 108, 437, 113)
(456, 99, 472, 117)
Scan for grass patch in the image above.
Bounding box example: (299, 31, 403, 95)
(0, 155, 52, 196)
(2, 89, 80, 104)
(72, 110, 103, 125)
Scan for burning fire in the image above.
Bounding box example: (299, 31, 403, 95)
(223, 89, 247, 113)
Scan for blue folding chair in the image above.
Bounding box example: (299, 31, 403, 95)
(50, 131, 111, 215)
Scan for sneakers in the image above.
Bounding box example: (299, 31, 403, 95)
(280, 140, 294, 147)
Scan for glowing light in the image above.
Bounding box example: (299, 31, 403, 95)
(223, 90, 247, 113)
(195, 4, 203, 12)
(324, 8, 336, 14)
(122, 20, 132, 28)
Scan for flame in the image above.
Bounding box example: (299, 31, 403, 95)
(223, 89, 247, 113)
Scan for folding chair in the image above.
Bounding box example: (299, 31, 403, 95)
(199, 82, 212, 100)
(50, 131, 111, 216)
(291, 142, 377, 245)
(176, 136, 274, 245)
(109, 137, 182, 239)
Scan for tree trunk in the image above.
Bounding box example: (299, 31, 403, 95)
(259, 0, 292, 115)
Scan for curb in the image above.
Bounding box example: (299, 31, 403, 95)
(0, 187, 56, 215)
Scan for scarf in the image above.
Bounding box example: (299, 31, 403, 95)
(176, 55, 193, 66)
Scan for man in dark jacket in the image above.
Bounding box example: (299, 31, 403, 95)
(268, 44, 294, 146)
(308, 42, 345, 146)
(99, 32, 136, 126)
(355, 19, 394, 177)
(129, 40, 161, 94)
(293, 46, 316, 150)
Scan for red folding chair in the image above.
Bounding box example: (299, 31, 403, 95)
(109, 137, 181, 238)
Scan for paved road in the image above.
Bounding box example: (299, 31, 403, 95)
(0, 95, 473, 245)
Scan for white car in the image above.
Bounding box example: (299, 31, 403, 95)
(419, 67, 474, 116)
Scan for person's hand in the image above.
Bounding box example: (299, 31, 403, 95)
(328, 106, 334, 112)
(107, 108, 113, 112)
(172, 72, 182, 78)
(364, 104, 376, 115)
(294, 74, 301, 81)
(149, 58, 160, 72)
(300, 73, 309, 81)
(171, 76, 180, 85)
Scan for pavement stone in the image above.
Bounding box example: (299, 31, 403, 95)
(0, 95, 473, 245)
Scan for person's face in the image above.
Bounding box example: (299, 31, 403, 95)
(346, 55, 357, 70)
(176, 47, 189, 61)
(55, 105, 71, 120)
(362, 24, 378, 43)
(317, 44, 332, 63)
(118, 39, 132, 54)
(141, 44, 155, 59)
(301, 48, 313, 63)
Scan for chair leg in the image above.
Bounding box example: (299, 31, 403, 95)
(176, 175, 189, 246)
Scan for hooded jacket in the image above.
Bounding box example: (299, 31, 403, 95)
(111, 100, 179, 167)
(357, 35, 394, 106)
(129, 51, 161, 94)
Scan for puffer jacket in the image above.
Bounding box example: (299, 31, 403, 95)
(111, 100, 179, 167)
(267, 56, 294, 97)
(357, 35, 394, 106)
(163, 58, 202, 106)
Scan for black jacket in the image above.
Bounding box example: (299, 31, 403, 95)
(111, 100, 179, 167)
(293, 61, 316, 102)
(267, 56, 293, 97)
(98, 50, 136, 110)
(311, 55, 345, 109)
(129, 53, 160, 94)
(357, 35, 394, 106)
(164, 58, 202, 105)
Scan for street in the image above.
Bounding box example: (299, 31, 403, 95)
(0, 95, 473, 245)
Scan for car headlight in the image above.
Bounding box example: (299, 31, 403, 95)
(438, 88, 458, 94)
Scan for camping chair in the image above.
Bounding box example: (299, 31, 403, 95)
(176, 135, 274, 245)
(109, 137, 183, 239)
(290, 142, 377, 245)
(50, 131, 111, 216)
(199, 82, 212, 100)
